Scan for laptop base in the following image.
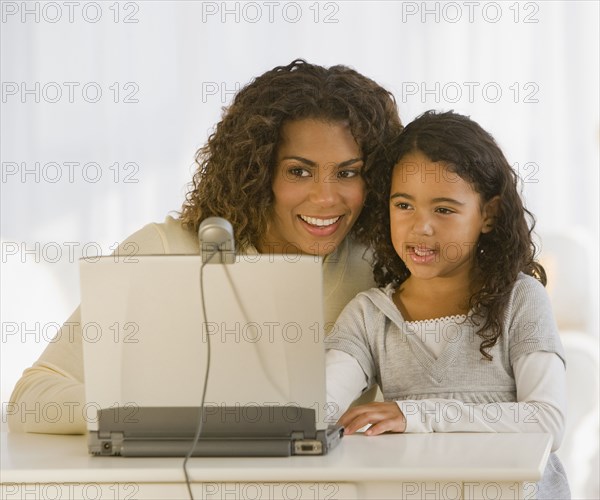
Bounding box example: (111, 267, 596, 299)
(89, 406, 343, 457)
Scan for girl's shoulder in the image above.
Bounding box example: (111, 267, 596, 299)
(332, 285, 398, 342)
(505, 273, 565, 366)
(513, 271, 545, 289)
(501, 272, 553, 324)
(508, 272, 549, 308)
(343, 284, 399, 321)
(354, 283, 395, 303)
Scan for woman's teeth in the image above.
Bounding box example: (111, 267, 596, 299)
(300, 215, 341, 227)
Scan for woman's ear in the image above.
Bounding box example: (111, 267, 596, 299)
(481, 196, 501, 234)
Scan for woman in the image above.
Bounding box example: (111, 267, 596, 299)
(8, 59, 402, 433)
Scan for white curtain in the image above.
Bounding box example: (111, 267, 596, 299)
(2, 1, 598, 496)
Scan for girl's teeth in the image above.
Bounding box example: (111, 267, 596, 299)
(300, 215, 341, 227)
(414, 246, 434, 256)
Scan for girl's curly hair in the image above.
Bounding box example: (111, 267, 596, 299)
(179, 59, 402, 251)
(370, 110, 546, 360)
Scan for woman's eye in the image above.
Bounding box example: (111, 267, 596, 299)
(288, 167, 310, 178)
(338, 169, 359, 179)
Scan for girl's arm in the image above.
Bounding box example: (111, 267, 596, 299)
(325, 349, 368, 421)
(335, 277, 567, 452)
(339, 351, 566, 452)
(395, 351, 567, 451)
(324, 290, 381, 422)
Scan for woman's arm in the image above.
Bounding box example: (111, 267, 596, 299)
(8, 308, 87, 433)
(7, 220, 180, 434)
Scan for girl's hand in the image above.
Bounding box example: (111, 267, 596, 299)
(338, 402, 407, 435)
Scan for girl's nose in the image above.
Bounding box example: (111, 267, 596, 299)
(411, 212, 434, 236)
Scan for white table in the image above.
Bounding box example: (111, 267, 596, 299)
(0, 431, 551, 499)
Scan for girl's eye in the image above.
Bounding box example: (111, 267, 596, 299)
(393, 202, 412, 210)
(435, 207, 454, 215)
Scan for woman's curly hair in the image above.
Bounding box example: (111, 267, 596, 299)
(179, 59, 402, 251)
(370, 110, 546, 360)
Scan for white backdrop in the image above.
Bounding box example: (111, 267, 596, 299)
(1, 0, 599, 497)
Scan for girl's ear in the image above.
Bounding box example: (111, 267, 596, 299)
(481, 196, 501, 234)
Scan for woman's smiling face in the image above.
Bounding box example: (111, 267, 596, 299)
(261, 119, 366, 256)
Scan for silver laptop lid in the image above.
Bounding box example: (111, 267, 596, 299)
(80, 254, 330, 432)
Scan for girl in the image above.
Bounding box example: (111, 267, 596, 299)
(9, 60, 402, 434)
(326, 110, 569, 499)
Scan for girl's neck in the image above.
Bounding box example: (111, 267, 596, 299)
(393, 273, 480, 322)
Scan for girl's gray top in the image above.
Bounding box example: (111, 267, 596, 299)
(325, 273, 570, 499)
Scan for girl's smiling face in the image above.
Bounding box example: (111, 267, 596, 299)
(261, 119, 366, 256)
(389, 150, 497, 282)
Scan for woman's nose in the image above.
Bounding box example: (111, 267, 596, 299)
(309, 173, 339, 206)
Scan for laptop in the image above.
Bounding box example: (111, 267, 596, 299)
(79, 254, 343, 457)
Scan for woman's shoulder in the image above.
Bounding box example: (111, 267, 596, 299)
(346, 237, 374, 262)
(157, 215, 199, 253)
(121, 215, 199, 255)
(325, 236, 373, 267)
(339, 237, 376, 280)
